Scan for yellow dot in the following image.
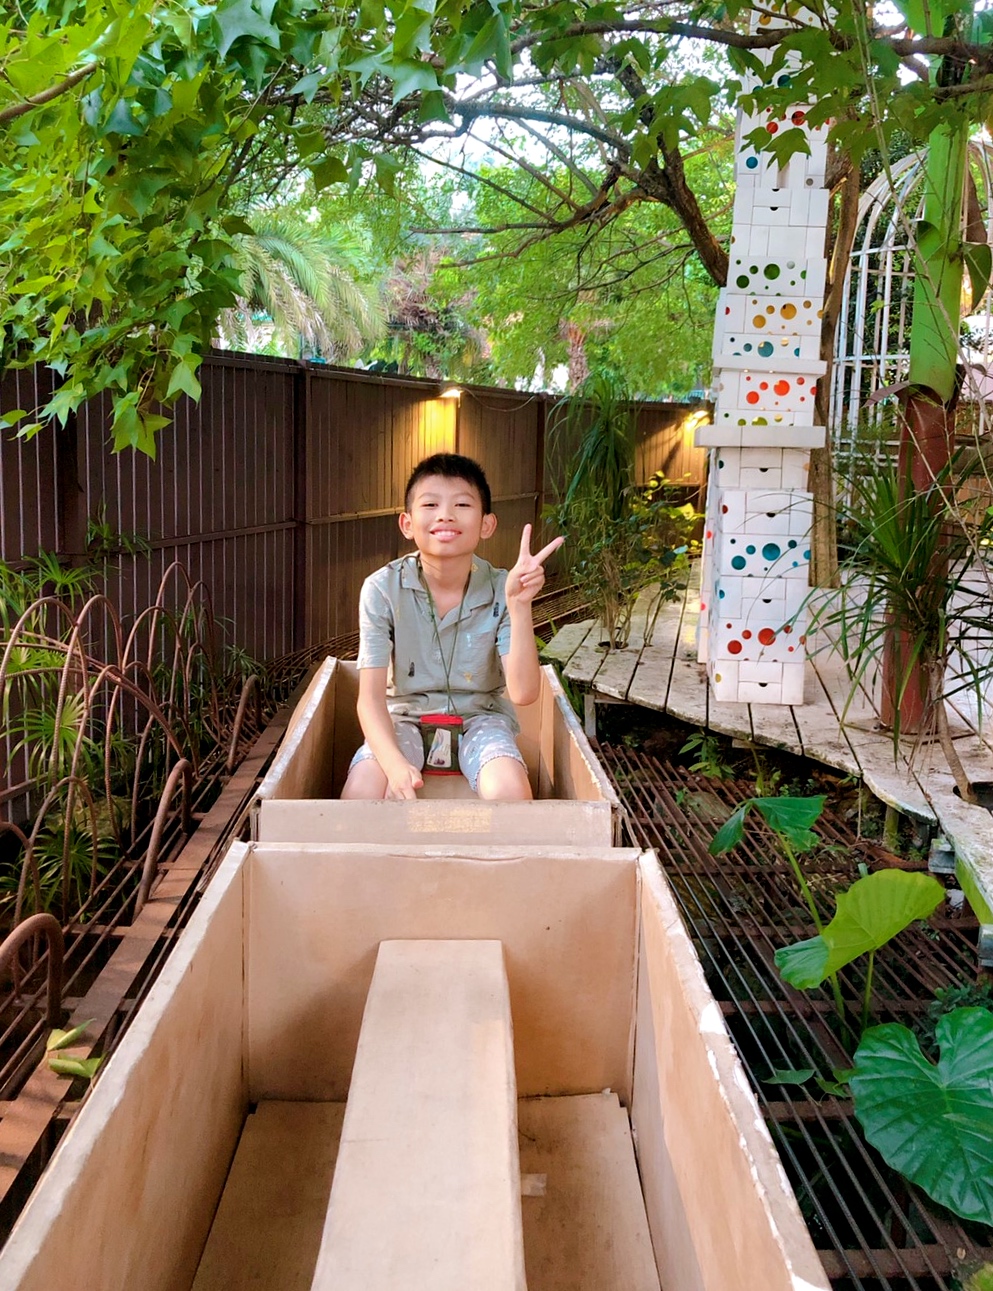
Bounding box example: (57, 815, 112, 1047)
(781, 303, 797, 319)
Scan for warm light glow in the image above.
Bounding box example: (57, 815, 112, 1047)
(439, 385, 462, 399)
(682, 409, 711, 436)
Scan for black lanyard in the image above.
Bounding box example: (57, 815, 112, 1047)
(416, 557, 471, 715)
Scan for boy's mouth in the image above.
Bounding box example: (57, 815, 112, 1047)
(430, 528, 461, 539)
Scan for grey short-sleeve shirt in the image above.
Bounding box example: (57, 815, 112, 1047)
(356, 554, 518, 729)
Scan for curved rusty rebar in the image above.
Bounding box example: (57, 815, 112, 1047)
(0, 913, 64, 1029)
(225, 675, 261, 773)
(134, 759, 193, 916)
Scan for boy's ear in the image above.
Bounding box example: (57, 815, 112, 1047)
(398, 511, 414, 540)
(481, 512, 497, 540)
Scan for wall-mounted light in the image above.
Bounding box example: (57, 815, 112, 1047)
(682, 408, 711, 437)
(439, 385, 462, 400)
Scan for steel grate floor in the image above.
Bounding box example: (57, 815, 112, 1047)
(599, 742, 993, 1291)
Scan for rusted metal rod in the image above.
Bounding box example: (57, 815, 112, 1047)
(135, 760, 193, 916)
(226, 674, 261, 773)
(0, 914, 64, 1029)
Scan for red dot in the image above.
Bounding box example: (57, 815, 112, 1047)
(728, 640, 742, 655)
(766, 122, 778, 133)
(774, 380, 790, 396)
(799, 635, 807, 645)
(742, 630, 752, 639)
(788, 646, 795, 652)
(797, 377, 805, 386)
(758, 628, 776, 645)
(746, 392, 760, 404)
(783, 624, 793, 634)
(792, 111, 806, 125)
(760, 381, 769, 390)
(706, 530, 713, 539)
(722, 505, 728, 513)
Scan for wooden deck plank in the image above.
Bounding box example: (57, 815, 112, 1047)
(540, 621, 593, 667)
(518, 1093, 661, 1291)
(593, 586, 673, 701)
(192, 1102, 345, 1291)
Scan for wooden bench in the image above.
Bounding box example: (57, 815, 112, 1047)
(310, 939, 527, 1291)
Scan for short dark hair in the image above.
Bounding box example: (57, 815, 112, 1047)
(404, 453, 492, 514)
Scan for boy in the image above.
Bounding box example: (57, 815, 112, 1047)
(341, 453, 563, 801)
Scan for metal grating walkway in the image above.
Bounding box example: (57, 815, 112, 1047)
(599, 742, 993, 1291)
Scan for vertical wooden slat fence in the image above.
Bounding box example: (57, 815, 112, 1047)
(1, 353, 704, 662)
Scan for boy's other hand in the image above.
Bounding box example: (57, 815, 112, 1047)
(506, 524, 565, 607)
(386, 761, 424, 800)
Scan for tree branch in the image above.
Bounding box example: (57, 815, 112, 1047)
(0, 62, 98, 123)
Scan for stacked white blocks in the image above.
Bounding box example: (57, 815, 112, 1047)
(697, 8, 828, 705)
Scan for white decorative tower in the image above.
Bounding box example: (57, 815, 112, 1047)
(696, 8, 829, 705)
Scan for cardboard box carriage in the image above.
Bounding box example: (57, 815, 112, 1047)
(0, 661, 830, 1291)
(252, 657, 622, 846)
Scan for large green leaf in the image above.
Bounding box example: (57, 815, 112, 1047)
(851, 1009, 993, 1224)
(776, 870, 944, 989)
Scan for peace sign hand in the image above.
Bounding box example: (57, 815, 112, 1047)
(505, 524, 565, 607)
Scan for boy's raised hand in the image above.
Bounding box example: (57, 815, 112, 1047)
(506, 524, 565, 607)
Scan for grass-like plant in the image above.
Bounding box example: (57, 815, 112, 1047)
(548, 369, 697, 647)
(812, 453, 993, 803)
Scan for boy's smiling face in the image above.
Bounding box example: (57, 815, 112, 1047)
(399, 474, 497, 560)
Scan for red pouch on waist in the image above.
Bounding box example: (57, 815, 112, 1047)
(418, 713, 463, 775)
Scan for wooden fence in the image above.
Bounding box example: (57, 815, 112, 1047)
(0, 353, 706, 662)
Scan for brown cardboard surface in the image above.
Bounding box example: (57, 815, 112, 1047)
(636, 853, 830, 1291)
(246, 844, 639, 1102)
(311, 940, 525, 1291)
(518, 1093, 660, 1291)
(256, 797, 614, 846)
(256, 658, 338, 802)
(0, 847, 249, 1291)
(192, 1101, 345, 1291)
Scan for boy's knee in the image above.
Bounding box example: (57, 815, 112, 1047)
(476, 757, 532, 801)
(341, 760, 389, 800)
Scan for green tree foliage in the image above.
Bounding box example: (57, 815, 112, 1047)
(217, 210, 384, 360)
(0, 0, 336, 452)
(4, 0, 992, 452)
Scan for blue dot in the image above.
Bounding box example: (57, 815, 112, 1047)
(762, 542, 781, 561)
(777, 74, 792, 87)
(792, 561, 799, 567)
(718, 459, 724, 468)
(746, 545, 756, 554)
(803, 550, 810, 559)
(788, 540, 797, 549)
(732, 556, 746, 570)
(746, 157, 758, 169)
(758, 342, 774, 357)
(718, 589, 725, 598)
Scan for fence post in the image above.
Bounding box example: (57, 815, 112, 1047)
(292, 364, 309, 653)
(55, 412, 86, 563)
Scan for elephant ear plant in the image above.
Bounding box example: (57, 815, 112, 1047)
(712, 792, 993, 1227)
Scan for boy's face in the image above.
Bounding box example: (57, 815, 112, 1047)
(399, 474, 496, 559)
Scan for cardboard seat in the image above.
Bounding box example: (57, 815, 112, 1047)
(310, 939, 527, 1291)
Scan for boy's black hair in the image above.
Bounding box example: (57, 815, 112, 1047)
(404, 453, 492, 514)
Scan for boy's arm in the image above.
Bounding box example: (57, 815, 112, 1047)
(356, 667, 423, 800)
(502, 524, 565, 706)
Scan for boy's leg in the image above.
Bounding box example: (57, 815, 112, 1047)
(460, 715, 532, 801)
(341, 721, 423, 800)
(476, 757, 532, 801)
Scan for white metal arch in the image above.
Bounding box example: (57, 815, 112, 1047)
(831, 139, 993, 481)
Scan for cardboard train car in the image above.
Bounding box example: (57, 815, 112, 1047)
(0, 661, 829, 1291)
